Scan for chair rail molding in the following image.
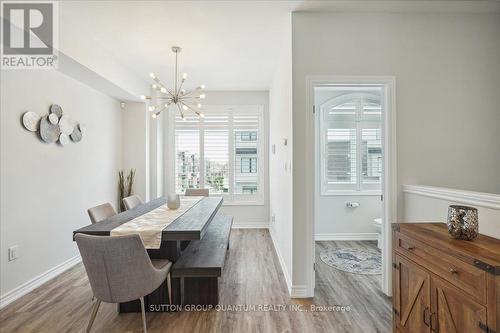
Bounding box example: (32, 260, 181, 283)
(403, 185, 500, 210)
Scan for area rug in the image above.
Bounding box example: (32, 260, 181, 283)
(319, 247, 381, 275)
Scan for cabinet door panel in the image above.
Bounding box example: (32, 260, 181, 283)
(431, 275, 486, 333)
(394, 254, 431, 333)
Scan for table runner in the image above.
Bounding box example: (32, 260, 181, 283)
(110, 196, 203, 249)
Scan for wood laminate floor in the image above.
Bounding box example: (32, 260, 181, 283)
(315, 241, 392, 333)
(0, 230, 391, 333)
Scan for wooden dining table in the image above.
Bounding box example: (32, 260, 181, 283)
(73, 196, 223, 312)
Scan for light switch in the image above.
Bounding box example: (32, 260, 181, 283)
(8, 245, 19, 261)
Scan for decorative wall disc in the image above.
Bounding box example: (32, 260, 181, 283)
(22, 111, 40, 132)
(59, 115, 74, 135)
(39, 116, 61, 143)
(59, 133, 70, 146)
(78, 123, 86, 133)
(70, 126, 83, 142)
(50, 104, 63, 118)
(48, 113, 59, 125)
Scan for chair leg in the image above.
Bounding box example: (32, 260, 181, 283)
(167, 273, 172, 305)
(140, 296, 147, 333)
(86, 299, 101, 333)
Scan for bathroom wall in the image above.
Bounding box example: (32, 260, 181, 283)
(314, 90, 382, 239)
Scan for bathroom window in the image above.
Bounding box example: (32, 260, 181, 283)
(319, 90, 382, 195)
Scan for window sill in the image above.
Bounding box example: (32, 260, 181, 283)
(320, 191, 381, 197)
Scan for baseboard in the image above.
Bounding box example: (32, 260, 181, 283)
(290, 285, 310, 298)
(269, 227, 292, 296)
(315, 232, 378, 241)
(0, 255, 81, 309)
(232, 221, 270, 229)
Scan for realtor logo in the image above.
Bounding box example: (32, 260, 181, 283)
(1, 1, 58, 69)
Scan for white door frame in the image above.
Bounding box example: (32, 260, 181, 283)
(305, 75, 397, 296)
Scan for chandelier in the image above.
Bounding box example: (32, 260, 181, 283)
(140, 46, 206, 119)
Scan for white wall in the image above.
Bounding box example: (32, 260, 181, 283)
(0, 70, 123, 297)
(122, 102, 148, 201)
(269, 19, 294, 292)
(163, 91, 270, 228)
(292, 12, 500, 290)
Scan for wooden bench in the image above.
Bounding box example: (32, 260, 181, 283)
(172, 213, 233, 305)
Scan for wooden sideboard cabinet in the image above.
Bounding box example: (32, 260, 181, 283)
(392, 223, 500, 333)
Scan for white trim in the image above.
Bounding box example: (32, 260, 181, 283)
(305, 75, 397, 298)
(290, 285, 309, 298)
(403, 185, 500, 210)
(315, 233, 378, 241)
(320, 191, 381, 197)
(269, 227, 292, 296)
(232, 221, 270, 229)
(0, 255, 81, 309)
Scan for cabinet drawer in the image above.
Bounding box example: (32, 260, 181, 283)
(395, 231, 486, 303)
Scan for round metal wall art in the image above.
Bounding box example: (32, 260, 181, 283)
(78, 123, 86, 133)
(22, 105, 84, 146)
(50, 104, 63, 118)
(39, 116, 61, 143)
(22, 111, 40, 132)
(59, 115, 74, 135)
(59, 133, 70, 146)
(48, 113, 59, 125)
(70, 126, 83, 142)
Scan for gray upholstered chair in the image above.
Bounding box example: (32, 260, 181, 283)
(87, 203, 116, 224)
(185, 188, 209, 197)
(122, 195, 143, 210)
(75, 234, 172, 333)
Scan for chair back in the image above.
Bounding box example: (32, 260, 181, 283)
(87, 203, 116, 224)
(123, 195, 143, 210)
(75, 234, 165, 303)
(185, 188, 209, 197)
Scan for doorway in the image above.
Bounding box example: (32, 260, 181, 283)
(305, 76, 397, 299)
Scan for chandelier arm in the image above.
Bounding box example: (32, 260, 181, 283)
(180, 101, 203, 117)
(176, 103, 185, 119)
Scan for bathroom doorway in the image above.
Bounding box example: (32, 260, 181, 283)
(305, 76, 397, 330)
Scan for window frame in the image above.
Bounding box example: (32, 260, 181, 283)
(319, 92, 383, 196)
(168, 105, 265, 205)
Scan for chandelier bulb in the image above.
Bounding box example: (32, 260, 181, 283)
(149, 72, 156, 79)
(140, 95, 147, 100)
(197, 103, 202, 109)
(180, 89, 186, 95)
(182, 105, 188, 111)
(148, 106, 156, 111)
(160, 87, 167, 93)
(152, 113, 157, 119)
(152, 84, 157, 89)
(182, 73, 188, 80)
(196, 112, 205, 118)
(199, 93, 206, 99)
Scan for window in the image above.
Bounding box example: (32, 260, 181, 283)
(319, 90, 382, 194)
(240, 157, 257, 173)
(173, 106, 264, 204)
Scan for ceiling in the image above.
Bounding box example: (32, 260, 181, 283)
(59, 0, 500, 91)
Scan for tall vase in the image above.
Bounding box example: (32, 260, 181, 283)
(447, 205, 478, 240)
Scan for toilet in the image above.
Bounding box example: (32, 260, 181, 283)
(373, 218, 382, 249)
